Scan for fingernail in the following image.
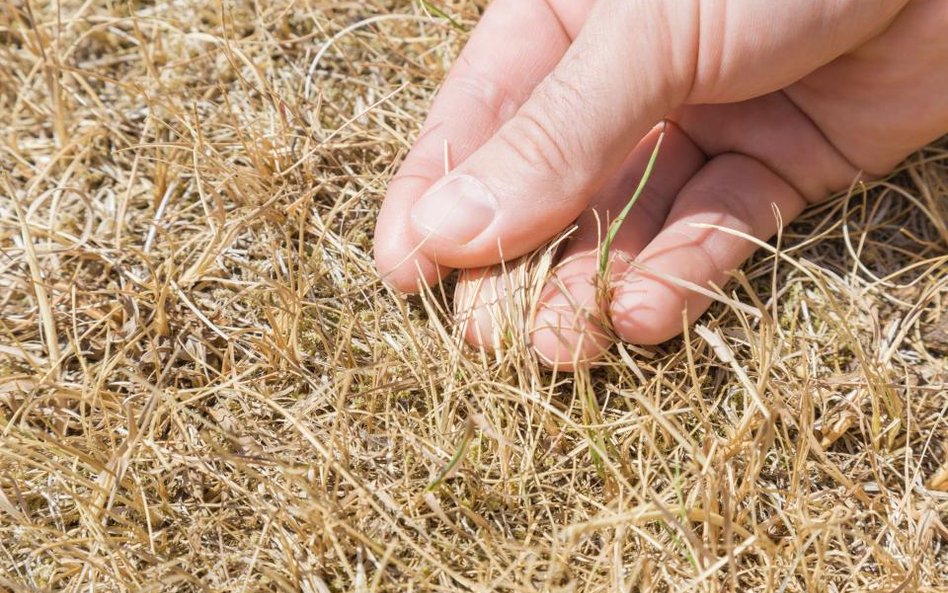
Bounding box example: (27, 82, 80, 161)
(411, 175, 497, 245)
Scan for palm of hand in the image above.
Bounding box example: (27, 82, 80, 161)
(375, 0, 948, 368)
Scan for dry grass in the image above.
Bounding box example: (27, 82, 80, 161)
(1, 1, 947, 591)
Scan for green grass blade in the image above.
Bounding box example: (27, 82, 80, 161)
(426, 420, 474, 491)
(420, 0, 465, 31)
(598, 123, 667, 277)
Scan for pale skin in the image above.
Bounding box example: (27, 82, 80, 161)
(373, 0, 948, 369)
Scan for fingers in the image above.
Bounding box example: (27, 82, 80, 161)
(408, 0, 697, 269)
(374, 0, 592, 291)
(686, 0, 910, 103)
(670, 94, 860, 202)
(382, 0, 911, 290)
(454, 265, 519, 351)
(785, 0, 948, 175)
(610, 153, 808, 346)
(405, 0, 910, 271)
(528, 92, 858, 367)
(529, 124, 706, 368)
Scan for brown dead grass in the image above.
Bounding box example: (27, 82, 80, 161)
(1, 1, 947, 591)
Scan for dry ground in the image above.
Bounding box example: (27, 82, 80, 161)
(1, 1, 947, 591)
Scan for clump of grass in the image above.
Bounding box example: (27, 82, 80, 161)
(1, 1, 947, 592)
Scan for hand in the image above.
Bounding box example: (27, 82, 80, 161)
(373, 0, 948, 369)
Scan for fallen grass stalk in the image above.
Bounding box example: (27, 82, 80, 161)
(7, 175, 61, 382)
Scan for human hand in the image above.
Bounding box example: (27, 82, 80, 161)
(373, 0, 948, 369)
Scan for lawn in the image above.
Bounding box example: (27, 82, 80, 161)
(1, 1, 946, 591)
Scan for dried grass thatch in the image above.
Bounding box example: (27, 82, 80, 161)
(1, 1, 946, 591)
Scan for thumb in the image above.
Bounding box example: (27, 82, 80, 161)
(408, 0, 695, 269)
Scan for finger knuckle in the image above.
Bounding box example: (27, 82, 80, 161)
(500, 108, 571, 175)
(448, 71, 521, 123)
